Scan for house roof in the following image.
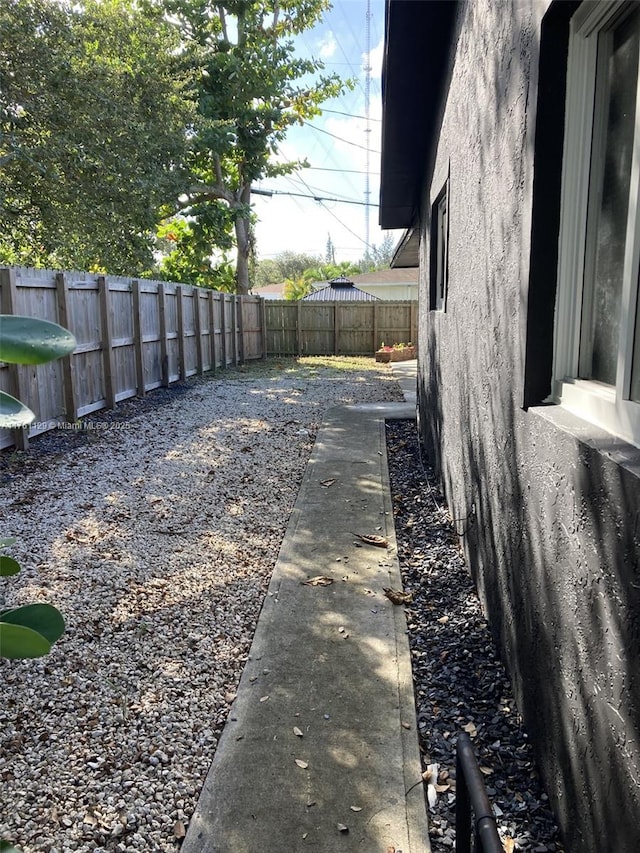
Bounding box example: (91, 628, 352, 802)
(379, 0, 459, 230)
(349, 268, 419, 285)
(303, 277, 380, 302)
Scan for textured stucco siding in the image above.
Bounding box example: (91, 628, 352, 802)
(416, 2, 640, 851)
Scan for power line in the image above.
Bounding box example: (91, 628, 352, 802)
(307, 166, 380, 175)
(305, 122, 381, 154)
(251, 187, 379, 207)
(321, 108, 381, 122)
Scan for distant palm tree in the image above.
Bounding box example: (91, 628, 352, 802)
(284, 277, 314, 300)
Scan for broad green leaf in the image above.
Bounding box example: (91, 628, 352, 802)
(1, 603, 65, 643)
(0, 840, 21, 852)
(0, 537, 17, 548)
(0, 315, 76, 365)
(0, 621, 51, 659)
(0, 390, 35, 428)
(0, 555, 20, 577)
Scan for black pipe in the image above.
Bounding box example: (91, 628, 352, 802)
(455, 732, 504, 853)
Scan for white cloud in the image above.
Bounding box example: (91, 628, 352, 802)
(318, 31, 337, 59)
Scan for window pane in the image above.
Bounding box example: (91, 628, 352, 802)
(581, 9, 639, 385)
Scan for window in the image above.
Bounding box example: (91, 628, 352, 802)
(430, 180, 449, 311)
(553, 0, 640, 446)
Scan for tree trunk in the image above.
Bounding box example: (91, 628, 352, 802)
(234, 186, 252, 295)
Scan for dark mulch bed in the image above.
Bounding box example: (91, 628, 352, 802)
(386, 419, 564, 852)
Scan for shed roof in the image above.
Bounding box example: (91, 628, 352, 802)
(303, 277, 380, 302)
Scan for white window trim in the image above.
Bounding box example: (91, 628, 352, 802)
(430, 173, 450, 313)
(553, 0, 640, 448)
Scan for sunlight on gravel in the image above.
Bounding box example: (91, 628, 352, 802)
(0, 358, 402, 853)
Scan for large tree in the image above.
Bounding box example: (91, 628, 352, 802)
(173, 0, 348, 294)
(0, 0, 192, 272)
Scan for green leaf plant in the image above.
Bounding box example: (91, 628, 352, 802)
(0, 314, 76, 661)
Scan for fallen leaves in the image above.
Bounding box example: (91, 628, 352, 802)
(173, 820, 186, 839)
(337, 823, 349, 833)
(352, 532, 388, 548)
(462, 721, 478, 737)
(301, 575, 334, 587)
(320, 478, 336, 488)
(294, 759, 308, 769)
(293, 726, 304, 738)
(383, 587, 413, 605)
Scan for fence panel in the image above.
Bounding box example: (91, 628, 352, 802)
(0, 267, 265, 450)
(264, 300, 418, 357)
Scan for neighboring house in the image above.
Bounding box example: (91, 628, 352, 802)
(302, 276, 380, 301)
(380, 2, 640, 853)
(252, 282, 287, 300)
(349, 268, 419, 301)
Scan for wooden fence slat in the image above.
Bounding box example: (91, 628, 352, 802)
(158, 281, 169, 387)
(176, 285, 186, 380)
(98, 276, 116, 409)
(131, 279, 146, 397)
(55, 272, 78, 421)
(237, 296, 245, 365)
(194, 289, 203, 375)
(208, 291, 217, 375)
(220, 294, 228, 368)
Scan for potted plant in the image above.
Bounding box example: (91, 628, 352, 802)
(375, 341, 416, 363)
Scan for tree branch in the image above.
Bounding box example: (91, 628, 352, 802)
(218, 6, 228, 41)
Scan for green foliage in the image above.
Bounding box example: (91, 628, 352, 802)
(0, 0, 193, 274)
(172, 0, 350, 293)
(273, 251, 322, 281)
(283, 277, 313, 300)
(153, 216, 237, 291)
(302, 261, 360, 284)
(0, 315, 74, 662)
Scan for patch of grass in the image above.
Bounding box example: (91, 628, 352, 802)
(222, 356, 386, 381)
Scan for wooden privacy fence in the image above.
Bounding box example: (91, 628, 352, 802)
(0, 267, 265, 449)
(264, 299, 418, 357)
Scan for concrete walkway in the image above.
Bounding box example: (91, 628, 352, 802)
(182, 362, 426, 853)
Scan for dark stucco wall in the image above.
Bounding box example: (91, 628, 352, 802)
(415, 2, 640, 851)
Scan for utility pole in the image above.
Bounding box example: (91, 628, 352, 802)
(364, 0, 372, 261)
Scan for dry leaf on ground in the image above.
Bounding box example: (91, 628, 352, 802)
(383, 587, 413, 605)
(295, 759, 309, 769)
(293, 726, 304, 737)
(320, 478, 336, 487)
(301, 575, 334, 586)
(352, 532, 389, 547)
(173, 820, 186, 839)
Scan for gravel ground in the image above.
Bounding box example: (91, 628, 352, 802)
(0, 357, 402, 853)
(386, 419, 564, 852)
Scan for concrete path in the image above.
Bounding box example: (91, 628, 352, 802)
(182, 362, 426, 853)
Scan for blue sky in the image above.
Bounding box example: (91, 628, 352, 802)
(251, 0, 388, 265)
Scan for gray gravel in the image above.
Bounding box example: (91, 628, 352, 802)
(386, 419, 564, 852)
(0, 358, 402, 853)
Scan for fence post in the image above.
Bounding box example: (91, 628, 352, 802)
(55, 272, 78, 421)
(208, 290, 217, 375)
(220, 293, 228, 368)
(176, 285, 186, 380)
(231, 295, 239, 366)
(259, 297, 267, 359)
(131, 279, 146, 397)
(411, 299, 418, 346)
(158, 281, 169, 387)
(98, 276, 116, 410)
(236, 295, 245, 365)
(1, 268, 29, 449)
(194, 289, 204, 375)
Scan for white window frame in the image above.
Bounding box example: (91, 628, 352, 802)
(553, 0, 640, 447)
